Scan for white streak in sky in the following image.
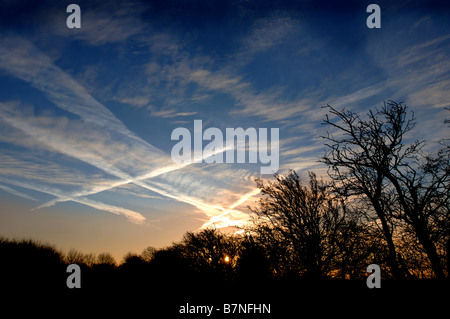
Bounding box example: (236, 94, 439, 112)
(0, 35, 258, 227)
(0, 183, 37, 202)
(0, 177, 145, 224)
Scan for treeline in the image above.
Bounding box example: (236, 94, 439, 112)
(1, 101, 449, 293)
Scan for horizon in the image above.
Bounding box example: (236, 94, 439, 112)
(0, 0, 449, 262)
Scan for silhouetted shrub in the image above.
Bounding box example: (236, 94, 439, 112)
(0, 237, 65, 291)
(237, 237, 271, 281)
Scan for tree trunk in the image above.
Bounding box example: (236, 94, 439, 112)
(412, 220, 445, 279)
(386, 175, 445, 279)
(371, 199, 405, 279)
(447, 238, 450, 278)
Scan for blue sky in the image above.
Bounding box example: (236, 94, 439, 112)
(0, 0, 449, 259)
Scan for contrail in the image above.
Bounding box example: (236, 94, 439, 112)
(0, 177, 145, 224)
(0, 35, 258, 227)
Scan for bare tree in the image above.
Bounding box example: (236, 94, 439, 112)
(390, 143, 450, 278)
(122, 252, 143, 264)
(179, 228, 241, 278)
(322, 101, 448, 278)
(141, 246, 157, 262)
(331, 203, 388, 279)
(97, 252, 116, 267)
(84, 252, 97, 268)
(249, 171, 348, 279)
(65, 248, 86, 265)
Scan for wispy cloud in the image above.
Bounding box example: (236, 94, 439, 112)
(51, 1, 146, 46)
(0, 183, 37, 202)
(0, 176, 146, 224)
(187, 66, 316, 123)
(239, 16, 300, 56)
(148, 109, 197, 118)
(366, 30, 450, 110)
(0, 35, 260, 227)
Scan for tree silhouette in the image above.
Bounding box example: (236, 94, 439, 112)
(65, 248, 87, 265)
(141, 246, 157, 262)
(177, 228, 240, 280)
(0, 237, 65, 291)
(248, 171, 351, 279)
(97, 252, 116, 267)
(236, 235, 271, 281)
(150, 245, 191, 284)
(322, 101, 448, 278)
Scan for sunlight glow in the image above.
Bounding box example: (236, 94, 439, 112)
(200, 188, 261, 229)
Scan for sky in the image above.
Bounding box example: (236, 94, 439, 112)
(0, 0, 449, 261)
